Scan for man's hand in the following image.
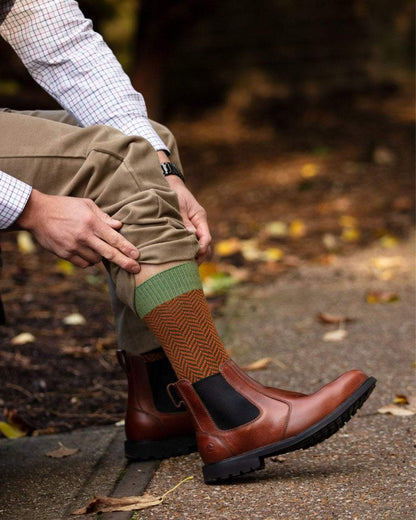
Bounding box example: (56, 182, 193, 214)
(165, 175, 212, 264)
(17, 189, 140, 273)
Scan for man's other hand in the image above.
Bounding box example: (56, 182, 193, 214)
(165, 175, 212, 264)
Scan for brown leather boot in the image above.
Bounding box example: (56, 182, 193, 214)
(117, 350, 197, 460)
(173, 360, 376, 483)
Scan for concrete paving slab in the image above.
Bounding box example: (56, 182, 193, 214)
(0, 425, 126, 520)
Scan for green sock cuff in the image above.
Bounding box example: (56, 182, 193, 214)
(135, 262, 202, 318)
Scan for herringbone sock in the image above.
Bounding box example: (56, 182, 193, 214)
(135, 262, 230, 383)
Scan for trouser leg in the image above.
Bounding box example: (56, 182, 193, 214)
(1, 108, 185, 354)
(0, 110, 198, 315)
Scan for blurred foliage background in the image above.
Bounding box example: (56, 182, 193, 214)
(0, 0, 413, 119)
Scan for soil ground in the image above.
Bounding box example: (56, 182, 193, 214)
(0, 82, 414, 436)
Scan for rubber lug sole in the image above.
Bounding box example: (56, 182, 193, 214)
(125, 435, 197, 461)
(203, 376, 376, 484)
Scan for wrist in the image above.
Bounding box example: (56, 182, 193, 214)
(16, 189, 43, 230)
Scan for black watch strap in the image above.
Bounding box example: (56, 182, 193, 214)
(160, 162, 185, 182)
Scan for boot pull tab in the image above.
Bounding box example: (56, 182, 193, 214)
(116, 349, 127, 373)
(167, 383, 185, 409)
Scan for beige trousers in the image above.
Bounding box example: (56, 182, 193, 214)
(0, 109, 199, 354)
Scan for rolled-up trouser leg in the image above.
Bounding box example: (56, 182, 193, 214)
(0, 111, 199, 318)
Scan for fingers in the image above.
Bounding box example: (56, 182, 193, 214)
(90, 224, 141, 274)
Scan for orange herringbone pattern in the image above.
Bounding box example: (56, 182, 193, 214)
(143, 289, 230, 383)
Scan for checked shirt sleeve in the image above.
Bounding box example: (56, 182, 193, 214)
(0, 171, 32, 229)
(0, 0, 168, 152)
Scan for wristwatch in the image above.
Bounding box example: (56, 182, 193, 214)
(160, 162, 185, 182)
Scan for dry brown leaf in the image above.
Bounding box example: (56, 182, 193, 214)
(317, 313, 356, 325)
(241, 357, 273, 371)
(46, 442, 79, 458)
(73, 494, 162, 514)
(11, 332, 35, 346)
(323, 329, 348, 342)
(72, 476, 193, 515)
(377, 404, 414, 417)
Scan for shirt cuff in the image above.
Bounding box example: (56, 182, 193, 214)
(107, 116, 170, 153)
(0, 171, 32, 229)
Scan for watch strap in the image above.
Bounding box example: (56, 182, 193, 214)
(160, 162, 185, 182)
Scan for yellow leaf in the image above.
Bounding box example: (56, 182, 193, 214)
(371, 256, 403, 270)
(214, 238, 241, 257)
(241, 357, 273, 371)
(366, 290, 399, 304)
(261, 248, 284, 262)
(198, 262, 218, 281)
(56, 259, 75, 275)
(264, 221, 288, 238)
(379, 235, 398, 249)
(301, 163, 318, 178)
(0, 421, 27, 439)
(341, 227, 361, 242)
(393, 394, 409, 405)
(11, 332, 35, 345)
(339, 215, 358, 227)
(289, 219, 306, 238)
(17, 231, 36, 254)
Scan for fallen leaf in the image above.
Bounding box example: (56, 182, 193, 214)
(11, 332, 35, 345)
(72, 476, 193, 515)
(0, 421, 27, 439)
(393, 394, 409, 405)
(317, 313, 356, 325)
(323, 329, 348, 342)
(301, 163, 318, 178)
(46, 442, 79, 458)
(240, 239, 262, 261)
(199, 262, 219, 281)
(370, 256, 404, 270)
(289, 219, 306, 238)
(202, 272, 238, 297)
(379, 235, 399, 249)
(17, 231, 36, 253)
(341, 227, 361, 242)
(322, 233, 340, 252)
(261, 248, 284, 262)
(214, 238, 241, 257)
(56, 259, 75, 275)
(377, 404, 414, 417)
(366, 290, 399, 304)
(339, 215, 358, 227)
(241, 357, 273, 371)
(63, 313, 86, 325)
(73, 494, 162, 515)
(264, 221, 288, 238)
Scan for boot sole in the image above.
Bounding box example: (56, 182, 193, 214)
(125, 435, 197, 461)
(203, 376, 377, 483)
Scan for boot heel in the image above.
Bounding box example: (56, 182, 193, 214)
(125, 436, 197, 461)
(203, 455, 265, 484)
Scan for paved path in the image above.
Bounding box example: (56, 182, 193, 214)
(1, 237, 414, 519)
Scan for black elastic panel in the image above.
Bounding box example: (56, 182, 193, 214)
(193, 373, 259, 430)
(146, 357, 186, 413)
